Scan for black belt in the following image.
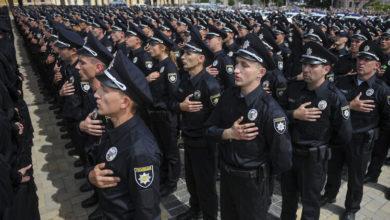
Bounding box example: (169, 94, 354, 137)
(221, 162, 269, 181)
(293, 145, 330, 161)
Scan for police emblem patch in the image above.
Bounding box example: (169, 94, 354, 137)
(105, 147, 118, 162)
(273, 117, 287, 134)
(134, 165, 154, 188)
(306, 48, 312, 56)
(228, 51, 234, 57)
(133, 57, 138, 63)
(210, 93, 220, 106)
(247, 109, 258, 121)
(226, 65, 234, 74)
(81, 82, 90, 92)
(278, 61, 283, 70)
(212, 60, 218, 67)
(318, 100, 327, 110)
(145, 61, 153, 69)
(168, 73, 177, 83)
(341, 106, 350, 120)
(366, 88, 374, 97)
(364, 45, 370, 51)
(160, 66, 165, 73)
(107, 46, 112, 52)
(193, 90, 201, 99)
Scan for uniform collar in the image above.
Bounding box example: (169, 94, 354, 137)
(214, 50, 224, 56)
(190, 69, 206, 86)
(304, 80, 329, 97)
(107, 114, 140, 144)
(132, 46, 143, 54)
(236, 84, 265, 106)
(355, 74, 376, 88)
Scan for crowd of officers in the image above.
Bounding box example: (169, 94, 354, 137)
(1, 4, 389, 220)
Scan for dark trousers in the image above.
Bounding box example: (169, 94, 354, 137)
(281, 152, 327, 220)
(366, 132, 390, 179)
(220, 164, 271, 220)
(184, 139, 218, 220)
(149, 110, 180, 188)
(324, 132, 375, 213)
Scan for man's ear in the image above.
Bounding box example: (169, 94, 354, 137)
(257, 64, 266, 78)
(96, 62, 106, 73)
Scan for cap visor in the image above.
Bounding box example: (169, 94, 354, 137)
(96, 73, 121, 90)
(300, 57, 326, 64)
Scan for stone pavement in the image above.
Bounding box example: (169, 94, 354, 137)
(12, 16, 390, 220)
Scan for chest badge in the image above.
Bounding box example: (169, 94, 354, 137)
(228, 51, 234, 57)
(133, 57, 138, 63)
(273, 117, 287, 134)
(106, 147, 118, 162)
(160, 66, 165, 73)
(134, 165, 154, 188)
(366, 88, 374, 97)
(193, 90, 201, 100)
(247, 109, 258, 121)
(81, 82, 90, 92)
(212, 60, 218, 67)
(226, 65, 234, 74)
(278, 61, 283, 70)
(145, 61, 153, 69)
(317, 100, 327, 110)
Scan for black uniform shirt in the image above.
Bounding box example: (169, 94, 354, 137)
(210, 50, 235, 90)
(149, 57, 179, 111)
(176, 69, 221, 138)
(128, 47, 154, 76)
(96, 114, 161, 220)
(284, 80, 352, 148)
(333, 52, 357, 75)
(335, 74, 390, 133)
(100, 34, 113, 52)
(206, 85, 292, 174)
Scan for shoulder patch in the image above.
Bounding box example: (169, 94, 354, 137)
(273, 117, 287, 134)
(341, 105, 350, 120)
(210, 93, 220, 106)
(134, 165, 154, 188)
(168, 73, 177, 83)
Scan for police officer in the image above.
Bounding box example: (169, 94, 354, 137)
(321, 41, 390, 220)
(206, 36, 292, 220)
(110, 22, 127, 54)
(330, 30, 349, 58)
(88, 51, 161, 219)
(75, 32, 113, 217)
(146, 30, 181, 197)
(205, 25, 235, 90)
(90, 18, 113, 52)
(280, 42, 352, 220)
(175, 38, 220, 220)
(125, 24, 154, 76)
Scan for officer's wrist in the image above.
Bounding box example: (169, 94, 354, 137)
(222, 128, 233, 141)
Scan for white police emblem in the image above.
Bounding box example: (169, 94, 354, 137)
(133, 57, 138, 63)
(226, 65, 234, 74)
(228, 51, 234, 57)
(243, 40, 250, 49)
(212, 60, 218, 67)
(193, 90, 201, 100)
(134, 165, 154, 188)
(105, 147, 118, 162)
(81, 82, 90, 92)
(160, 66, 165, 73)
(364, 45, 370, 52)
(247, 109, 258, 121)
(306, 48, 312, 56)
(168, 73, 177, 83)
(210, 93, 220, 106)
(341, 106, 350, 120)
(145, 61, 153, 69)
(318, 100, 327, 110)
(366, 88, 374, 97)
(107, 46, 112, 52)
(278, 61, 283, 70)
(273, 117, 287, 134)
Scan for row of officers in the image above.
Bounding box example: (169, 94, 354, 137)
(11, 5, 390, 220)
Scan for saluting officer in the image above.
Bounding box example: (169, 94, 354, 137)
(146, 30, 181, 197)
(280, 42, 352, 220)
(88, 51, 161, 220)
(321, 41, 390, 220)
(206, 35, 292, 220)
